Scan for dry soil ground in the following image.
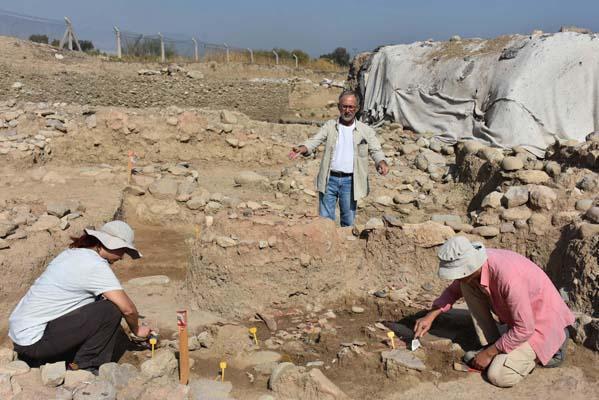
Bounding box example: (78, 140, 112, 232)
(0, 37, 597, 400)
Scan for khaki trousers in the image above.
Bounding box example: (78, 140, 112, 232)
(461, 283, 537, 388)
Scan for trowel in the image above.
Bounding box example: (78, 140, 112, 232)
(383, 322, 421, 351)
(410, 338, 421, 351)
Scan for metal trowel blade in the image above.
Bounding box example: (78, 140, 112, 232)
(410, 338, 421, 351)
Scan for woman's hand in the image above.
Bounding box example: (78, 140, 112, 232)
(135, 325, 151, 338)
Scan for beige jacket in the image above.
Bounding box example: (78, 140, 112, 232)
(300, 119, 386, 201)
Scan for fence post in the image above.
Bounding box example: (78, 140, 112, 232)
(292, 53, 298, 68)
(272, 49, 279, 65)
(158, 32, 165, 63)
(223, 43, 230, 63)
(114, 26, 122, 59)
(192, 38, 199, 61)
(247, 48, 254, 63)
(59, 17, 82, 52)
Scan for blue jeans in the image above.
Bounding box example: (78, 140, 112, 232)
(319, 174, 356, 227)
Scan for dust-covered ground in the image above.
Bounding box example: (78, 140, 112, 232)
(0, 36, 597, 400)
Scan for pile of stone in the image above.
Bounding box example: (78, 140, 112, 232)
(0, 100, 79, 160)
(137, 64, 204, 80)
(0, 200, 83, 250)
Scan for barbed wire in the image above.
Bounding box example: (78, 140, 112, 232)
(0, 8, 64, 41)
(0, 9, 323, 68)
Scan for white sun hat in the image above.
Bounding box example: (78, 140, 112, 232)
(437, 236, 486, 280)
(85, 220, 142, 259)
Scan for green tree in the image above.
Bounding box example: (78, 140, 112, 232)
(29, 34, 48, 44)
(320, 47, 350, 66)
(291, 49, 310, 64)
(79, 40, 95, 52)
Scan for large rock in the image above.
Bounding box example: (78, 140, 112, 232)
(501, 206, 532, 221)
(64, 369, 95, 388)
(189, 378, 233, 399)
(41, 361, 66, 387)
(585, 207, 599, 224)
(471, 226, 500, 238)
(46, 202, 71, 218)
(148, 178, 179, 199)
(0, 222, 17, 238)
(99, 362, 139, 389)
(478, 147, 504, 163)
(431, 214, 462, 225)
(0, 348, 16, 364)
(375, 196, 394, 207)
(177, 180, 198, 202)
(503, 186, 529, 208)
(140, 349, 177, 378)
(0, 373, 12, 398)
(178, 111, 206, 135)
(481, 191, 503, 209)
(234, 171, 268, 186)
(586, 320, 599, 351)
(186, 70, 204, 80)
(220, 110, 238, 125)
(0, 360, 30, 377)
(528, 185, 557, 211)
(577, 174, 599, 192)
(382, 349, 426, 372)
(514, 170, 550, 184)
(269, 363, 349, 400)
(414, 150, 447, 172)
(501, 156, 524, 171)
(575, 199, 594, 212)
(401, 221, 454, 247)
(73, 379, 117, 400)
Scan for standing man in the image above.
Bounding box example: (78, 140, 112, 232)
(414, 236, 575, 388)
(289, 90, 388, 226)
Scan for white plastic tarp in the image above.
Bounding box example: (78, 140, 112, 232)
(360, 32, 599, 156)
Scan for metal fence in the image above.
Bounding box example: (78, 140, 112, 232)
(117, 28, 301, 66)
(0, 8, 330, 69)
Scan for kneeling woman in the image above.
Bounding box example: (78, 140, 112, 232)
(8, 220, 150, 372)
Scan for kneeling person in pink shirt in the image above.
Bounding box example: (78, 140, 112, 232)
(414, 236, 575, 388)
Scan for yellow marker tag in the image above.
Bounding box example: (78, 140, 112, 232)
(387, 331, 396, 349)
(149, 337, 157, 358)
(220, 361, 227, 382)
(249, 327, 258, 345)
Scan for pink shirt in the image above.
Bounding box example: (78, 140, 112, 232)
(432, 248, 575, 365)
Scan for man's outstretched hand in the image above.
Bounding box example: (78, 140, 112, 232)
(377, 160, 389, 176)
(288, 145, 308, 160)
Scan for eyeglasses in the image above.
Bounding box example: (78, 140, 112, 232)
(339, 104, 357, 110)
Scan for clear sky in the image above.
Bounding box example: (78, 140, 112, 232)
(1, 0, 598, 56)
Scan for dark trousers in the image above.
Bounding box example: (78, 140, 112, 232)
(13, 299, 124, 369)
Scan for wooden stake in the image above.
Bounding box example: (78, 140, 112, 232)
(127, 150, 134, 184)
(177, 310, 190, 385)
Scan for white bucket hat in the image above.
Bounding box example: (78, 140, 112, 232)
(437, 236, 486, 280)
(85, 220, 142, 259)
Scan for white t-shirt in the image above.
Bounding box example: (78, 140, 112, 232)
(9, 248, 123, 346)
(330, 122, 356, 173)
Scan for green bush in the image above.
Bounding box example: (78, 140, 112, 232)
(29, 34, 49, 44)
(320, 47, 350, 66)
(79, 40, 95, 52)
